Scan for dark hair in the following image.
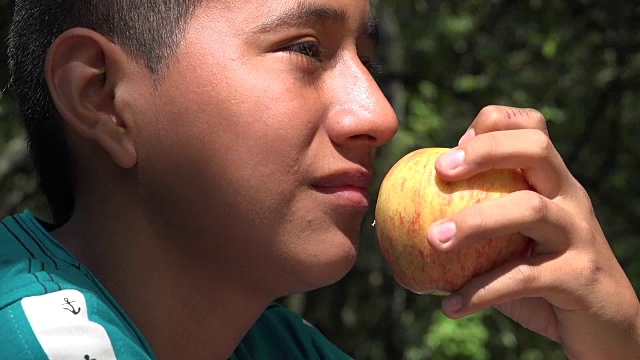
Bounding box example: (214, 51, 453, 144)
(8, 0, 202, 224)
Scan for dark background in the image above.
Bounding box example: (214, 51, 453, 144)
(2, 1, 639, 359)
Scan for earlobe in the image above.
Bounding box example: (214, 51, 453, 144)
(45, 28, 138, 169)
(94, 116, 138, 169)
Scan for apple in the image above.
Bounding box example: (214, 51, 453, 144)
(375, 147, 532, 295)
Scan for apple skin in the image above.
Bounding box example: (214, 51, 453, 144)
(375, 148, 532, 295)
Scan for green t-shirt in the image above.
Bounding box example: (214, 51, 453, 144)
(0, 211, 351, 359)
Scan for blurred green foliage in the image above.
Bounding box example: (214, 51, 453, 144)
(301, 1, 640, 359)
(1, 0, 639, 359)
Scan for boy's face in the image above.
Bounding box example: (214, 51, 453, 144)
(130, 0, 397, 295)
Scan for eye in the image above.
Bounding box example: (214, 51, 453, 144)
(288, 42, 327, 62)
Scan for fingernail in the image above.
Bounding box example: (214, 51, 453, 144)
(433, 221, 456, 244)
(443, 294, 463, 313)
(440, 149, 465, 170)
(458, 128, 476, 145)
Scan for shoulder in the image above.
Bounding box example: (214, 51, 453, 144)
(0, 289, 153, 360)
(232, 303, 352, 360)
(0, 212, 154, 360)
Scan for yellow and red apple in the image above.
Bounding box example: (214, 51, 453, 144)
(375, 148, 532, 295)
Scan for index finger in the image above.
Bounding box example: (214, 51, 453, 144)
(459, 106, 548, 145)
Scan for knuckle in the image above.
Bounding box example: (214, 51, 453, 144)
(524, 192, 549, 223)
(511, 264, 537, 287)
(528, 129, 554, 157)
(571, 179, 595, 214)
(478, 105, 502, 125)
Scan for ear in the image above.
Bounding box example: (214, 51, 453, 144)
(45, 28, 137, 169)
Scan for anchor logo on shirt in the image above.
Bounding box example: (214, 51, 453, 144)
(62, 298, 81, 315)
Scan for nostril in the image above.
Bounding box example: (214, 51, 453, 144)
(349, 134, 376, 142)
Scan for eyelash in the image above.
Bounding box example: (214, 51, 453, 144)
(287, 42, 383, 76)
(288, 42, 327, 62)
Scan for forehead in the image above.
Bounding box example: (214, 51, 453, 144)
(199, 0, 374, 31)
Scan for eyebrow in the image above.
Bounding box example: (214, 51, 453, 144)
(252, 2, 380, 46)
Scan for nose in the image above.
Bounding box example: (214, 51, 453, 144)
(324, 53, 398, 150)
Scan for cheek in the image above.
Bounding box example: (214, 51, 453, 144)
(129, 48, 361, 292)
(135, 58, 325, 227)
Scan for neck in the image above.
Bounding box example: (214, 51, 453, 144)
(53, 197, 271, 359)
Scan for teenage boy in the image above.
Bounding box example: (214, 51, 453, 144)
(2, 0, 639, 359)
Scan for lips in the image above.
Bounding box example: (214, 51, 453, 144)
(312, 170, 373, 209)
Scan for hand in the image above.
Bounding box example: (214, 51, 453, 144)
(426, 106, 640, 359)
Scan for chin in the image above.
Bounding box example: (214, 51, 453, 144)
(285, 231, 360, 294)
